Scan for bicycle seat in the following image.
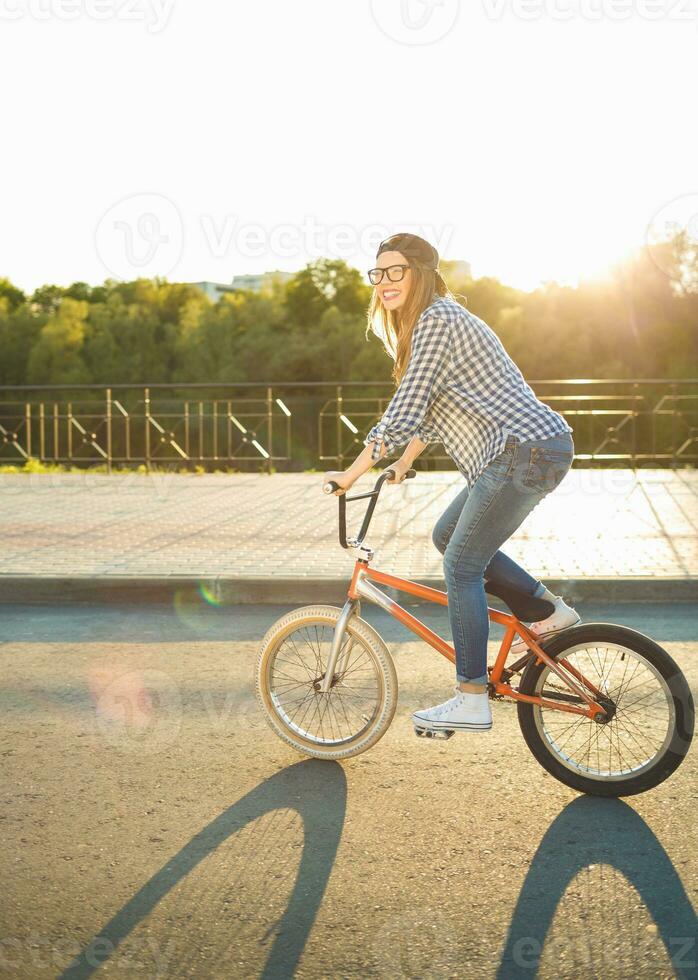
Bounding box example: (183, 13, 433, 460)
(484, 580, 556, 621)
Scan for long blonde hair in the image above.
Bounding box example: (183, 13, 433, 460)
(366, 265, 454, 385)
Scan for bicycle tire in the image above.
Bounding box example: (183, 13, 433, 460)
(516, 623, 694, 797)
(255, 604, 398, 760)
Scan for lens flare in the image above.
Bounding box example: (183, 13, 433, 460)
(171, 582, 226, 635)
(198, 581, 223, 606)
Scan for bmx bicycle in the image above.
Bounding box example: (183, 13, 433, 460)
(254, 467, 694, 797)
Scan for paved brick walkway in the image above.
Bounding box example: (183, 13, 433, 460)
(0, 469, 696, 584)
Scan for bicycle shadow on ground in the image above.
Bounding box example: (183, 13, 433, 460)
(496, 796, 698, 979)
(58, 759, 346, 980)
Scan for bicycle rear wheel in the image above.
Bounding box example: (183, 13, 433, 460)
(516, 623, 694, 796)
(255, 604, 398, 759)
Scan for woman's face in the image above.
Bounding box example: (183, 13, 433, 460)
(374, 250, 412, 312)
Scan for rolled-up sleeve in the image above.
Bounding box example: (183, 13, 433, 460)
(415, 417, 441, 444)
(363, 313, 451, 462)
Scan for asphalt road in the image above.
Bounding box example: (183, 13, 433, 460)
(1, 600, 697, 979)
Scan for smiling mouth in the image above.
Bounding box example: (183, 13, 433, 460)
(382, 290, 401, 300)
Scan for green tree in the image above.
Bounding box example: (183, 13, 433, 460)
(30, 284, 65, 315)
(0, 278, 26, 312)
(0, 300, 45, 384)
(284, 259, 370, 326)
(27, 297, 90, 385)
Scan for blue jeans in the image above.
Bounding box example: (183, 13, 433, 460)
(432, 431, 575, 685)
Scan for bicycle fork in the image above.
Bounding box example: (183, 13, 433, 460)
(318, 597, 361, 693)
(319, 566, 413, 693)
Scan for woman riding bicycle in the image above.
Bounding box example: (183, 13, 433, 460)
(323, 232, 579, 734)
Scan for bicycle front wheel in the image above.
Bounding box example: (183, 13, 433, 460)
(516, 623, 694, 797)
(255, 604, 398, 760)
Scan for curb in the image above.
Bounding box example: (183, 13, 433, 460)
(0, 576, 696, 606)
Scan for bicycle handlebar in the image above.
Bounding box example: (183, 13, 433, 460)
(323, 467, 417, 549)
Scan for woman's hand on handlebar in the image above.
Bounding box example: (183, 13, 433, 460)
(322, 469, 356, 496)
(384, 458, 411, 485)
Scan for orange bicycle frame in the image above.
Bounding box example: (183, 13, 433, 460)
(347, 563, 607, 721)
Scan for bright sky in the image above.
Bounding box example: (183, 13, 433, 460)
(1, 0, 696, 294)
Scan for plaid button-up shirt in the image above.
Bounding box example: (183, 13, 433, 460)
(363, 295, 573, 488)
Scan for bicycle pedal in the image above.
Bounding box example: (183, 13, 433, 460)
(413, 724, 431, 738)
(413, 725, 455, 740)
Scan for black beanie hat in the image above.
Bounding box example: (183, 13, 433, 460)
(376, 233, 439, 270)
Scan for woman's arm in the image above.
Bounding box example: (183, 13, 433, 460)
(362, 313, 451, 463)
(399, 434, 429, 468)
(344, 437, 389, 482)
(344, 433, 429, 484)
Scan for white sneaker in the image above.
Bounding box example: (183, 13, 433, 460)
(412, 685, 493, 733)
(510, 594, 581, 655)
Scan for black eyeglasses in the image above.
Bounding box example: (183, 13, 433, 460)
(367, 264, 411, 286)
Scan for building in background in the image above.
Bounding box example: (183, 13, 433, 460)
(189, 281, 237, 303)
(231, 271, 294, 292)
(190, 271, 294, 302)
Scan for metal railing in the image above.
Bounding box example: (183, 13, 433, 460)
(318, 379, 698, 469)
(0, 383, 291, 474)
(0, 379, 696, 472)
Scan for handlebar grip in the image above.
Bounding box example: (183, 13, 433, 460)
(384, 468, 417, 482)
